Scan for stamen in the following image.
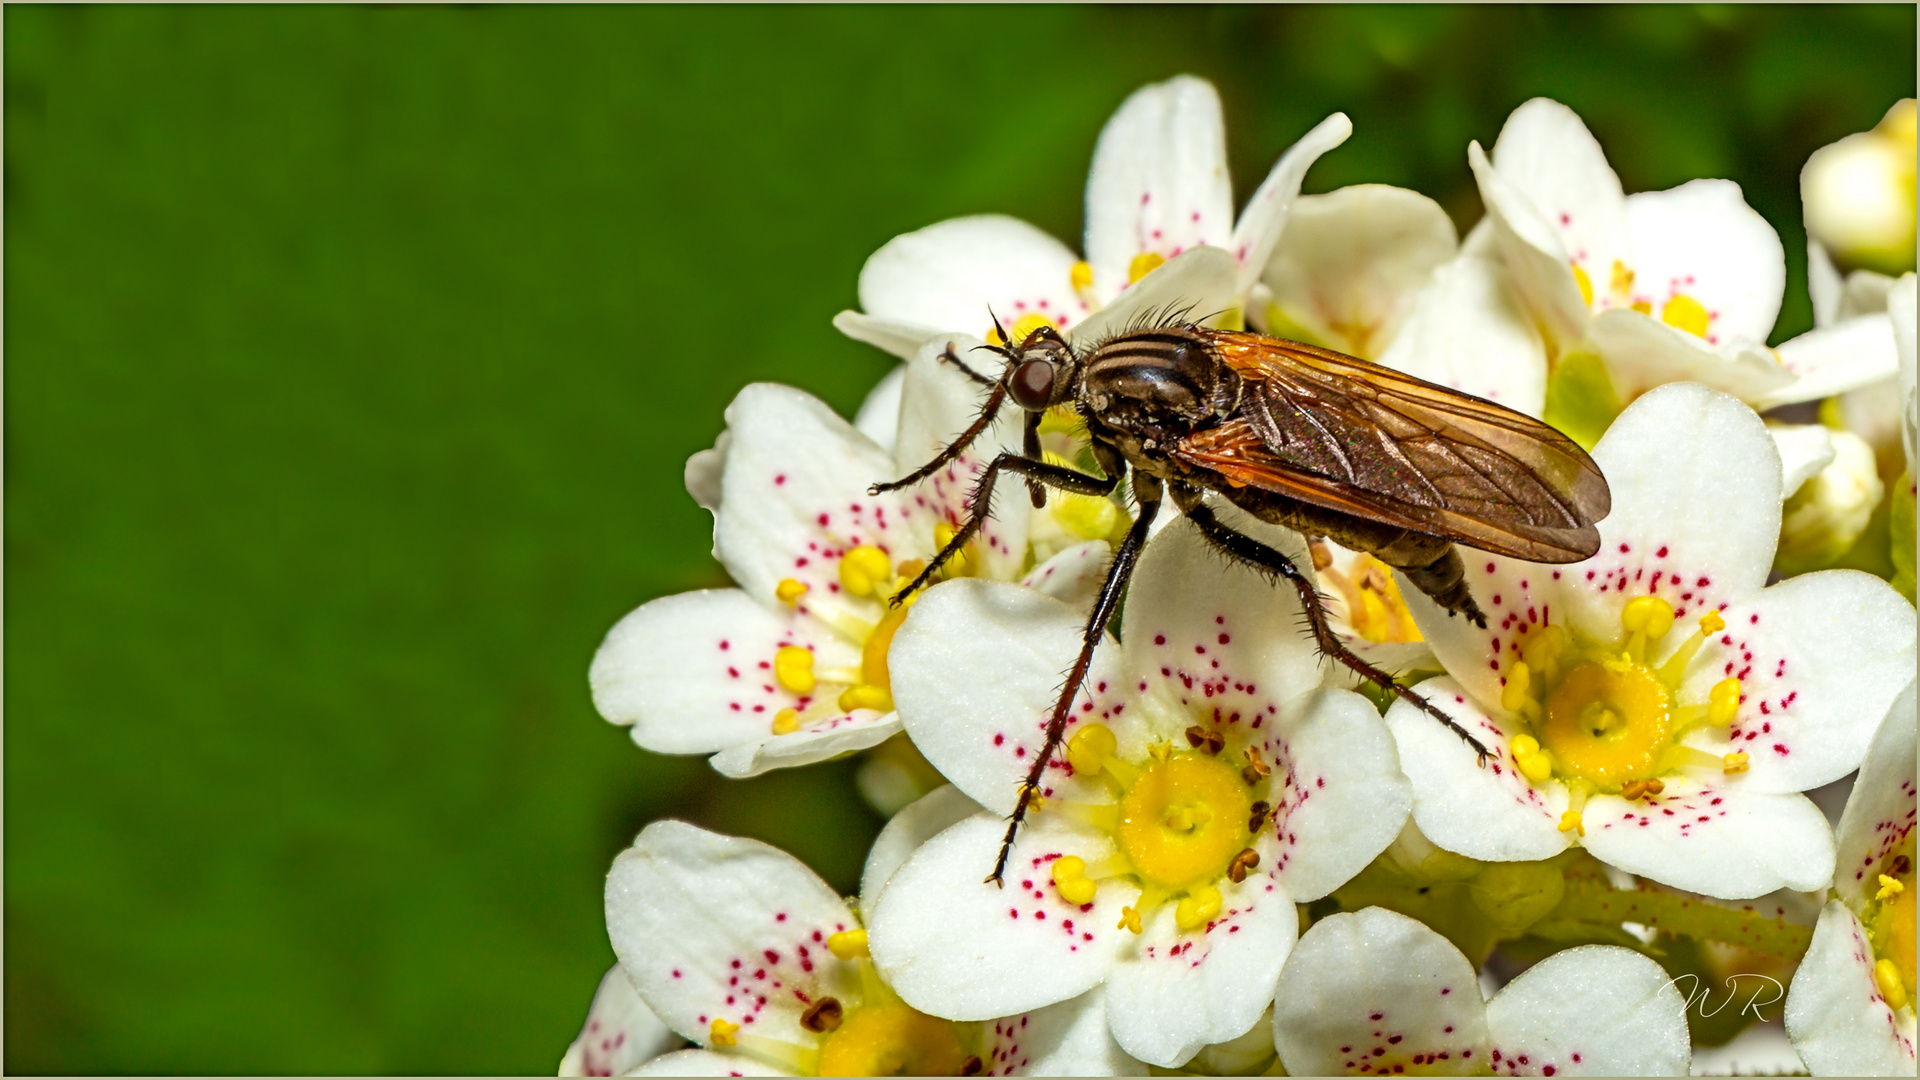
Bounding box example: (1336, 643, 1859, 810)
(1066, 722, 1116, 775)
(774, 645, 816, 694)
(1521, 624, 1570, 681)
(775, 578, 809, 606)
(1620, 778, 1665, 801)
(1510, 733, 1553, 785)
(1128, 251, 1166, 284)
(1050, 855, 1098, 905)
(1148, 741, 1173, 764)
(1707, 678, 1742, 726)
(1558, 811, 1586, 836)
(1610, 260, 1635, 299)
(1226, 848, 1260, 883)
(1247, 800, 1271, 833)
(1117, 906, 1143, 934)
(1070, 260, 1095, 294)
(961, 1055, 984, 1077)
(1876, 959, 1910, 1011)
(1620, 596, 1675, 663)
(1878, 875, 1906, 902)
(838, 683, 894, 713)
(1662, 294, 1711, 338)
(1184, 725, 1225, 755)
(1056, 800, 1119, 832)
(1308, 541, 1333, 571)
(710, 1018, 740, 1047)
(1502, 663, 1533, 714)
(826, 929, 869, 960)
(801, 997, 844, 1033)
(771, 707, 801, 735)
(1174, 884, 1223, 931)
(1560, 782, 1590, 836)
(1241, 747, 1271, 786)
(1571, 262, 1595, 307)
(1657, 612, 1725, 683)
(1722, 752, 1750, 775)
(839, 546, 893, 599)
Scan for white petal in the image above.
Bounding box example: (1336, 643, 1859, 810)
(1084, 76, 1234, 307)
(1262, 184, 1457, 360)
(1484, 945, 1690, 1076)
(1808, 238, 1899, 327)
(857, 215, 1087, 338)
(687, 431, 731, 515)
(1398, 550, 1572, 719)
(1385, 679, 1573, 862)
(1264, 688, 1412, 902)
(1624, 179, 1784, 346)
(1491, 99, 1631, 291)
(1895, 273, 1918, 468)
(708, 711, 903, 780)
(888, 579, 1121, 815)
(867, 812, 1139, 1021)
(1021, 540, 1115, 611)
(1105, 873, 1299, 1067)
(712, 383, 916, 607)
(606, 822, 862, 1047)
(1685, 569, 1916, 795)
(626, 1048, 791, 1077)
(1228, 113, 1353, 298)
(1581, 777, 1835, 898)
(591, 590, 850, 755)
(562, 965, 683, 1078)
(1587, 308, 1794, 403)
(1271, 907, 1492, 1076)
(852, 364, 907, 453)
(1833, 679, 1917, 910)
(1554, 381, 1781, 646)
(1754, 314, 1902, 411)
(833, 309, 946, 362)
(1374, 245, 1548, 415)
(1785, 901, 1919, 1076)
(893, 335, 1032, 582)
(991, 986, 1146, 1077)
(859, 784, 984, 918)
(1468, 139, 1594, 350)
(1770, 422, 1839, 498)
(1070, 245, 1239, 348)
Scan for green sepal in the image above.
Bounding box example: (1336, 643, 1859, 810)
(1541, 351, 1623, 452)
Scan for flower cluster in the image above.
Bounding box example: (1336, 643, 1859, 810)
(571, 78, 1918, 1076)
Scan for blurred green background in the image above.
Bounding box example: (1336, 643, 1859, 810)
(6, 4, 1912, 1073)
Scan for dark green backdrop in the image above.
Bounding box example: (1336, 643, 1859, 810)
(7, 5, 1912, 1073)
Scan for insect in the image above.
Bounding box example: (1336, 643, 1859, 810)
(874, 314, 1611, 885)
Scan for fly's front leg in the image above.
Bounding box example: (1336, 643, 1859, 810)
(990, 471, 1160, 886)
(1171, 483, 1490, 765)
(939, 341, 999, 388)
(1022, 411, 1045, 509)
(871, 378, 1011, 496)
(890, 453, 1119, 607)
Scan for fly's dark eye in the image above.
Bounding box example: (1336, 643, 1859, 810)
(1010, 360, 1055, 410)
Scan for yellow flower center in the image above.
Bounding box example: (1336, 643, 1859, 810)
(984, 312, 1057, 347)
(815, 1003, 970, 1077)
(1116, 752, 1253, 893)
(1540, 660, 1673, 787)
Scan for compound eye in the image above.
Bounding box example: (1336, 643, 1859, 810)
(1010, 359, 1055, 411)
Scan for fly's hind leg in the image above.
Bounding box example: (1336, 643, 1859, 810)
(1171, 483, 1490, 765)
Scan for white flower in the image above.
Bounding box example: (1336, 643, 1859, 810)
(1805, 99, 1917, 281)
(1307, 537, 1440, 680)
(835, 75, 1349, 359)
(1271, 906, 1692, 1076)
(558, 965, 682, 1077)
(590, 337, 1118, 779)
(1382, 381, 1915, 899)
(1776, 427, 1886, 575)
(1469, 98, 1898, 414)
(865, 513, 1410, 1067)
(604, 821, 1141, 1077)
(1784, 678, 1918, 1076)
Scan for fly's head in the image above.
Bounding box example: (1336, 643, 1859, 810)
(999, 321, 1079, 413)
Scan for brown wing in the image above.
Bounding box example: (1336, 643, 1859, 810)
(1171, 332, 1611, 562)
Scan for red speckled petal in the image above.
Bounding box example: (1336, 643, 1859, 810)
(1785, 901, 1918, 1076)
(1832, 679, 1916, 911)
(1582, 776, 1834, 899)
(1484, 945, 1690, 1076)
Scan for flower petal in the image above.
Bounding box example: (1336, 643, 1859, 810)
(1264, 688, 1412, 902)
(1581, 777, 1834, 897)
(1624, 179, 1784, 347)
(1261, 183, 1456, 359)
(1753, 314, 1902, 412)
(1490, 99, 1631, 292)
(1104, 873, 1299, 1067)
(867, 812, 1139, 1021)
(1833, 678, 1916, 909)
(591, 589, 855, 755)
(833, 309, 946, 362)
(1271, 907, 1492, 1076)
(1070, 245, 1238, 348)
(1483, 945, 1690, 1076)
(1229, 112, 1353, 298)
(1785, 900, 1919, 1076)
(857, 214, 1087, 338)
(627, 1048, 792, 1077)
(606, 822, 862, 1047)
(1586, 308, 1793, 403)
(1770, 422, 1838, 498)
(708, 710, 903, 780)
(1555, 381, 1782, 646)
(560, 965, 683, 1078)
(1084, 76, 1234, 307)
(1399, 550, 1571, 718)
(1469, 139, 1593, 351)
(1021, 540, 1116, 611)
(1808, 238, 1899, 328)
(1895, 273, 1918, 467)
(1385, 679, 1572, 862)
(859, 784, 984, 918)
(687, 431, 731, 515)
(889, 579, 1121, 815)
(1684, 569, 1916, 795)
(1374, 243, 1548, 415)
(992, 987, 1146, 1077)
(852, 364, 907, 454)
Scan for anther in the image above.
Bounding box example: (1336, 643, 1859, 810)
(1050, 855, 1097, 905)
(771, 708, 802, 735)
(1571, 262, 1595, 307)
(1557, 811, 1585, 836)
(1510, 733, 1552, 785)
(1241, 747, 1271, 786)
(961, 1055, 985, 1077)
(826, 929, 869, 960)
(1247, 800, 1270, 832)
(1066, 722, 1116, 775)
(710, 1018, 740, 1047)
(1148, 741, 1173, 764)
(1875, 958, 1910, 1011)
(839, 546, 893, 599)
(1893, 855, 1913, 876)
(1184, 725, 1225, 755)
(1620, 778, 1664, 801)
(774, 645, 816, 694)
(1502, 662, 1533, 714)
(838, 683, 894, 713)
(775, 578, 809, 606)
(1117, 906, 1143, 935)
(1174, 884, 1223, 931)
(1226, 847, 1260, 884)
(801, 997, 844, 1034)
(1878, 874, 1906, 902)
(1707, 678, 1742, 726)
(1308, 540, 1333, 571)
(1069, 261, 1095, 295)
(1662, 294, 1711, 338)
(1128, 251, 1166, 284)
(1722, 752, 1750, 775)
(1620, 596, 1675, 662)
